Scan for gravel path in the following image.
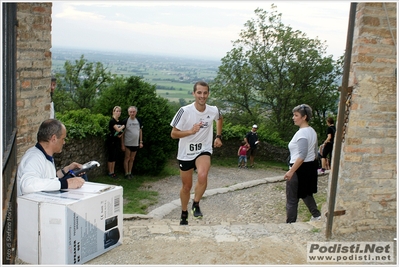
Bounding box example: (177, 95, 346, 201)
(142, 165, 317, 224)
(83, 165, 396, 265)
(17, 165, 397, 265)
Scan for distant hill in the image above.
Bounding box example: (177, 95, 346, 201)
(51, 47, 221, 103)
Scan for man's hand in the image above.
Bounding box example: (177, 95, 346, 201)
(191, 122, 202, 134)
(214, 138, 222, 148)
(66, 162, 83, 171)
(67, 177, 85, 189)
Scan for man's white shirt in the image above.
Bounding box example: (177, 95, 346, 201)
(170, 103, 221, 161)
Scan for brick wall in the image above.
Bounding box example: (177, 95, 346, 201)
(13, 3, 396, 234)
(16, 3, 52, 161)
(331, 2, 397, 234)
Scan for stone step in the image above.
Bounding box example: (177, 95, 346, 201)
(123, 216, 324, 242)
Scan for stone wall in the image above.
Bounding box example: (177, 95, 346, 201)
(212, 138, 289, 163)
(331, 2, 397, 234)
(52, 136, 289, 179)
(53, 137, 108, 178)
(16, 3, 53, 161)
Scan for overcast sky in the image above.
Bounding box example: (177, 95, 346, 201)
(52, 1, 352, 61)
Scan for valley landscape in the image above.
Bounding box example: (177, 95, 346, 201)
(51, 47, 221, 103)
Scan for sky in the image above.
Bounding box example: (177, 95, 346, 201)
(52, 1, 352, 61)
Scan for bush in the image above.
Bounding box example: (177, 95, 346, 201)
(56, 109, 109, 139)
(222, 122, 287, 148)
(93, 76, 177, 175)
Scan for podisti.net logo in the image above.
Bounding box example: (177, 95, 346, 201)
(307, 242, 395, 263)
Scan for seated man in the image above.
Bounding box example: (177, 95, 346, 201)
(17, 119, 86, 196)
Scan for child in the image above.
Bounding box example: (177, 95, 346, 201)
(237, 141, 250, 168)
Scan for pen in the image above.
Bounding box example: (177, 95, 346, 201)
(99, 186, 112, 193)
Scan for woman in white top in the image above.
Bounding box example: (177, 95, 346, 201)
(284, 104, 321, 223)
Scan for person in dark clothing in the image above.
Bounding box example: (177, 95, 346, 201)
(107, 106, 125, 179)
(244, 124, 260, 168)
(284, 104, 321, 223)
(321, 117, 336, 174)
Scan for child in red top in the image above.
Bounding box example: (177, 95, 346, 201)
(237, 141, 250, 168)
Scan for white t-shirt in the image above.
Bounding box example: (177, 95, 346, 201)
(170, 102, 221, 161)
(288, 126, 318, 163)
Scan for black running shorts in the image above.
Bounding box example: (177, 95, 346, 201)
(178, 152, 211, 171)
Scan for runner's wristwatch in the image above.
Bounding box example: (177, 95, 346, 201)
(216, 135, 222, 140)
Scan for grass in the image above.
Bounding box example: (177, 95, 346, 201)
(269, 183, 326, 223)
(91, 157, 326, 221)
(91, 160, 179, 214)
(156, 88, 193, 103)
(311, 228, 321, 233)
(298, 191, 326, 222)
(274, 184, 285, 191)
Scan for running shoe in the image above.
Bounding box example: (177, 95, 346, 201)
(180, 213, 188, 225)
(191, 203, 203, 218)
(111, 173, 119, 180)
(310, 216, 321, 221)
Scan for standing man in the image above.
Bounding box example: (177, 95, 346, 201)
(244, 124, 260, 168)
(50, 77, 57, 119)
(17, 119, 86, 196)
(170, 81, 223, 225)
(121, 106, 143, 180)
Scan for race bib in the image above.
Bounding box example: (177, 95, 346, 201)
(186, 142, 203, 156)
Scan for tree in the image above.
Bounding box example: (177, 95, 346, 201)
(211, 5, 342, 141)
(53, 55, 112, 112)
(178, 98, 188, 107)
(94, 76, 176, 175)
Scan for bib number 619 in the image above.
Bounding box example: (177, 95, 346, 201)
(189, 143, 202, 151)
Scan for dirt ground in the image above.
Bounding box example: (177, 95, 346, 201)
(16, 166, 397, 265)
(83, 166, 397, 265)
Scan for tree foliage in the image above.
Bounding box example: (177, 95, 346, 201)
(94, 76, 177, 175)
(57, 109, 109, 139)
(53, 55, 178, 175)
(53, 55, 113, 112)
(210, 5, 342, 142)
